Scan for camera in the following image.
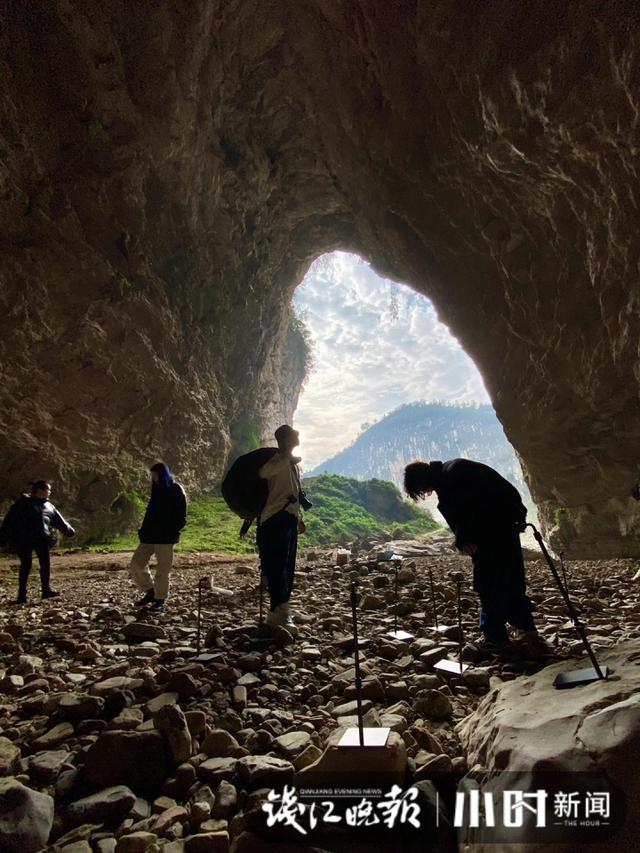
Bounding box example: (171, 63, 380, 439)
(299, 489, 313, 511)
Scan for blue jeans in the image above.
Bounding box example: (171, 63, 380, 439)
(257, 511, 298, 610)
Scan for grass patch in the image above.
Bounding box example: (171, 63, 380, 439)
(93, 495, 257, 555)
(91, 475, 441, 553)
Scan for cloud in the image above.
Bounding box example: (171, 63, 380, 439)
(292, 252, 490, 471)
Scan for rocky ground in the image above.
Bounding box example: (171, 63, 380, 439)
(1, 540, 639, 853)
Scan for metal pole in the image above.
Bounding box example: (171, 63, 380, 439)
(429, 566, 439, 629)
(259, 569, 264, 626)
(350, 580, 364, 747)
(528, 524, 604, 679)
(196, 578, 203, 654)
(456, 579, 464, 667)
(394, 566, 399, 635)
(559, 551, 570, 597)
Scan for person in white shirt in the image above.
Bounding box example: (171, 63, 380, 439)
(257, 424, 306, 627)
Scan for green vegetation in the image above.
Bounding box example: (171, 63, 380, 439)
(554, 507, 568, 525)
(90, 474, 440, 554)
(288, 307, 314, 381)
(77, 489, 147, 547)
(95, 494, 257, 555)
(302, 474, 440, 545)
(230, 416, 263, 457)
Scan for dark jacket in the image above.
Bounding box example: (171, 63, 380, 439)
(431, 459, 526, 550)
(0, 494, 75, 550)
(139, 482, 187, 545)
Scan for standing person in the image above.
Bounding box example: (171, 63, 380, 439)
(257, 425, 307, 627)
(404, 458, 538, 649)
(129, 463, 187, 611)
(0, 480, 75, 604)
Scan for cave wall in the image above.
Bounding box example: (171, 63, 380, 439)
(1, 0, 639, 554)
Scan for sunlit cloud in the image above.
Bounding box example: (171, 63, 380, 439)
(292, 252, 490, 471)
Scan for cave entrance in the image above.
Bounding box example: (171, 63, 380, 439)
(291, 251, 535, 525)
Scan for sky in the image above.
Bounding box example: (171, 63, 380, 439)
(292, 252, 490, 471)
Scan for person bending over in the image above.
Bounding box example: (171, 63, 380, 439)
(129, 462, 187, 611)
(404, 458, 538, 648)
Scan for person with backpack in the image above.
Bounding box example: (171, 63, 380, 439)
(257, 424, 306, 628)
(404, 458, 540, 651)
(0, 480, 75, 604)
(129, 462, 187, 611)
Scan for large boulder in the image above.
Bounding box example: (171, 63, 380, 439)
(81, 730, 169, 794)
(0, 778, 54, 853)
(457, 641, 640, 851)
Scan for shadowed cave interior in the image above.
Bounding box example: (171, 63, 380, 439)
(1, 3, 640, 852)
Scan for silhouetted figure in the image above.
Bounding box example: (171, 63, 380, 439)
(404, 458, 536, 646)
(257, 425, 306, 627)
(129, 462, 187, 611)
(0, 480, 75, 604)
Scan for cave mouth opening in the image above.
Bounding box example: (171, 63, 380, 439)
(290, 251, 536, 523)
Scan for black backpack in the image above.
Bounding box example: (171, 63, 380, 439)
(221, 447, 279, 519)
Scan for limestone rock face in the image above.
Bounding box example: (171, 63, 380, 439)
(457, 641, 640, 851)
(1, 3, 640, 553)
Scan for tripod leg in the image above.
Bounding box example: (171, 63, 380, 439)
(429, 566, 439, 629)
(456, 580, 464, 668)
(394, 567, 398, 634)
(531, 526, 605, 679)
(351, 582, 364, 746)
(197, 579, 202, 654)
(559, 552, 570, 597)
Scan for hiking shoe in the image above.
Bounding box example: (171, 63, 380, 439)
(265, 603, 295, 627)
(135, 589, 155, 607)
(42, 589, 60, 600)
(512, 630, 553, 656)
(475, 638, 511, 658)
(265, 607, 281, 627)
(279, 601, 295, 625)
(14, 594, 27, 605)
(149, 598, 165, 611)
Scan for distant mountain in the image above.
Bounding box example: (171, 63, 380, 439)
(306, 402, 535, 516)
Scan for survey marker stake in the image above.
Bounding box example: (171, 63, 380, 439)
(338, 580, 391, 748)
(427, 564, 451, 635)
(192, 576, 219, 664)
(434, 572, 469, 676)
(386, 565, 414, 642)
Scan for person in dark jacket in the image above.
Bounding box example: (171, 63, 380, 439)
(404, 458, 537, 646)
(129, 462, 187, 610)
(0, 480, 75, 604)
